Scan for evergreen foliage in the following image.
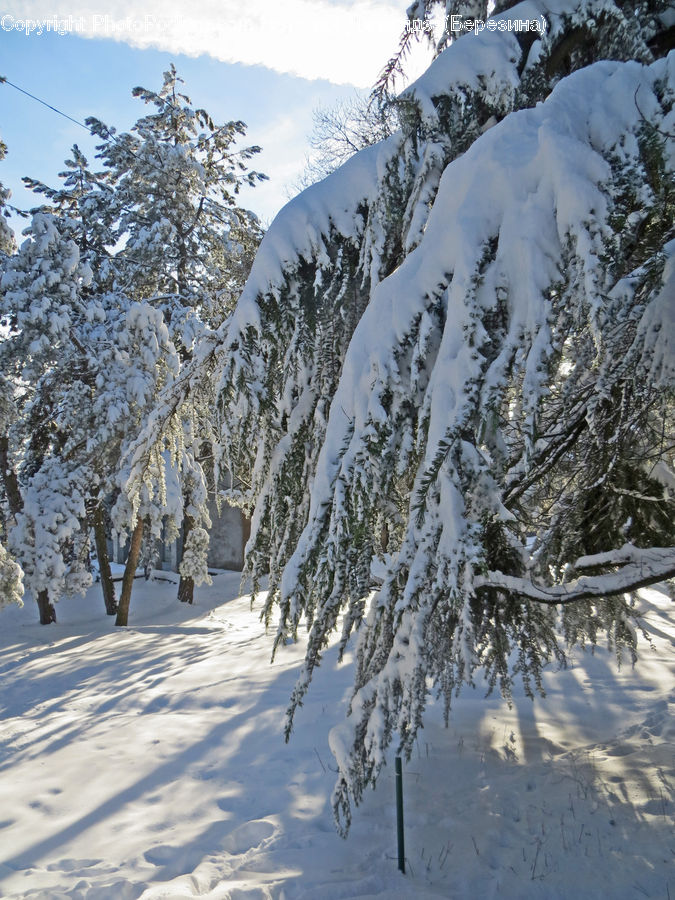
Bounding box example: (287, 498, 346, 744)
(0, 68, 265, 622)
(87, 66, 265, 609)
(217, 0, 675, 832)
(0, 211, 179, 615)
(87, 64, 265, 333)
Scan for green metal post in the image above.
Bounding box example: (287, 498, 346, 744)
(395, 755, 405, 874)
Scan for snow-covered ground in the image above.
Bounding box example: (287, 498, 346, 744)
(0, 573, 672, 899)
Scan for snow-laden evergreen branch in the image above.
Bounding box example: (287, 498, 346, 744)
(217, 0, 674, 834)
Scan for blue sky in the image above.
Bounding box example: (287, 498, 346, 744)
(0, 1, 430, 235)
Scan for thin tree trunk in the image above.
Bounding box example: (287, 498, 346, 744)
(115, 516, 144, 627)
(0, 435, 22, 517)
(176, 236, 194, 608)
(92, 502, 117, 615)
(380, 522, 389, 554)
(36, 589, 56, 624)
(177, 511, 194, 604)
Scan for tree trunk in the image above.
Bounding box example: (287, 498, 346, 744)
(177, 511, 194, 604)
(92, 502, 117, 615)
(0, 435, 22, 518)
(36, 589, 56, 624)
(115, 516, 144, 627)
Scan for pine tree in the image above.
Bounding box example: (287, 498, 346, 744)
(0, 211, 91, 623)
(22, 146, 121, 615)
(4, 69, 266, 624)
(87, 63, 265, 331)
(0, 366, 23, 611)
(217, 0, 675, 832)
(0, 210, 179, 623)
(23, 144, 115, 267)
(0, 135, 22, 610)
(87, 65, 265, 608)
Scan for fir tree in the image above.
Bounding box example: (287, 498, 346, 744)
(0, 211, 179, 623)
(23, 143, 117, 289)
(0, 136, 21, 610)
(87, 63, 265, 332)
(217, 0, 675, 833)
(6, 69, 266, 624)
(87, 65, 265, 609)
(21, 146, 121, 615)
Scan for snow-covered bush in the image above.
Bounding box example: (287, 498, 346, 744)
(0, 540, 23, 608)
(179, 527, 213, 587)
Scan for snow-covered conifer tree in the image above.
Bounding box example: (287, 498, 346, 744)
(217, 0, 674, 832)
(0, 370, 23, 611)
(5, 71, 265, 623)
(23, 144, 117, 288)
(87, 63, 265, 334)
(0, 211, 94, 622)
(21, 146, 122, 614)
(87, 66, 265, 606)
(0, 135, 21, 610)
(0, 210, 179, 623)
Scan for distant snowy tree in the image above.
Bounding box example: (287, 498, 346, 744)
(0, 338, 22, 611)
(217, 0, 675, 832)
(87, 64, 265, 332)
(0, 539, 22, 608)
(23, 144, 117, 287)
(0, 137, 20, 604)
(5, 69, 266, 624)
(0, 211, 93, 623)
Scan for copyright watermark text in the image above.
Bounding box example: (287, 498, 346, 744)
(406, 14, 548, 36)
(1, 13, 182, 37)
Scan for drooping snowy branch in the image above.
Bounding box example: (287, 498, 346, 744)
(217, 0, 674, 834)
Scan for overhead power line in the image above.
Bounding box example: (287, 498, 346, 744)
(1, 75, 93, 134)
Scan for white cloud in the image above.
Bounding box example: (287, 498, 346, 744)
(4, 0, 408, 87)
